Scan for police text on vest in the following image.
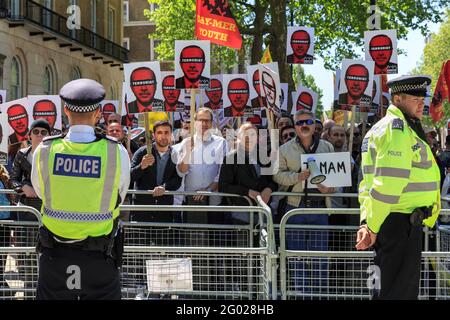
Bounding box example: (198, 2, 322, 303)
(53, 154, 101, 178)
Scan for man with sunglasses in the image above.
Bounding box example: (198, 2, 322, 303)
(31, 79, 130, 300)
(280, 125, 296, 145)
(356, 75, 440, 300)
(273, 109, 335, 292)
(11, 119, 51, 216)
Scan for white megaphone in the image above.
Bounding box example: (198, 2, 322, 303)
(307, 157, 326, 185)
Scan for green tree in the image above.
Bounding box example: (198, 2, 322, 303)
(146, 0, 447, 114)
(414, 9, 450, 128)
(147, 0, 446, 74)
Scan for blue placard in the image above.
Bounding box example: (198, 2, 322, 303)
(53, 154, 101, 178)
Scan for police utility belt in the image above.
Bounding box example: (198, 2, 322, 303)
(37, 219, 121, 257)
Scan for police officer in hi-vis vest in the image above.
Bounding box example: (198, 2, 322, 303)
(356, 75, 440, 300)
(31, 79, 130, 300)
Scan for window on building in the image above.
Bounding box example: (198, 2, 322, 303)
(0, 54, 5, 90)
(108, 7, 115, 42)
(10, 57, 22, 100)
(70, 66, 81, 81)
(9, 0, 20, 19)
(123, 38, 130, 50)
(90, 0, 96, 32)
(123, 1, 129, 23)
(151, 39, 161, 61)
(43, 65, 55, 95)
(42, 0, 53, 27)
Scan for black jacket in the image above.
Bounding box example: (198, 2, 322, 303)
(219, 149, 278, 206)
(130, 145, 182, 205)
(10, 146, 42, 209)
(10, 146, 33, 191)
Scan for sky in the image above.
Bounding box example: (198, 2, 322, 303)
(303, 22, 442, 110)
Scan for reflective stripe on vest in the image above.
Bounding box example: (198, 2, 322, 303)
(44, 207, 113, 222)
(369, 189, 400, 204)
(375, 167, 410, 178)
(363, 165, 375, 174)
(403, 181, 439, 193)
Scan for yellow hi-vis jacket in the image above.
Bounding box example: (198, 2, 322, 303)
(36, 136, 121, 239)
(359, 105, 441, 233)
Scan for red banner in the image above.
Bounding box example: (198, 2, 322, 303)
(430, 60, 450, 123)
(195, 0, 242, 50)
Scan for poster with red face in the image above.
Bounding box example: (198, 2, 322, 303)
(338, 59, 375, 112)
(365, 29, 398, 75)
(161, 71, 185, 113)
(200, 74, 224, 125)
(259, 64, 282, 118)
(99, 100, 121, 124)
(280, 83, 288, 112)
(1, 98, 29, 145)
(27, 95, 62, 136)
(123, 61, 164, 114)
(247, 64, 264, 110)
(0, 90, 6, 105)
(286, 26, 314, 65)
(291, 86, 318, 115)
(202, 75, 223, 111)
(222, 74, 253, 118)
(175, 40, 211, 90)
(0, 112, 9, 164)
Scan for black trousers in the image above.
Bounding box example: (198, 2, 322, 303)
(374, 213, 423, 300)
(36, 246, 121, 300)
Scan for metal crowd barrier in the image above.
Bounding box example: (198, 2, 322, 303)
(278, 208, 450, 300)
(119, 197, 276, 300)
(0, 206, 41, 300)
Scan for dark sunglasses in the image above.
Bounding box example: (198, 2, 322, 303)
(32, 129, 49, 136)
(282, 132, 296, 140)
(295, 119, 314, 126)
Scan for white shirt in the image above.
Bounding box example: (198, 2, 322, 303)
(175, 133, 228, 205)
(31, 125, 131, 204)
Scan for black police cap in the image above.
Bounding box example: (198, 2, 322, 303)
(387, 75, 431, 97)
(59, 79, 105, 113)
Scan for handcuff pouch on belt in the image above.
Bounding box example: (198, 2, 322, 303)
(409, 206, 433, 227)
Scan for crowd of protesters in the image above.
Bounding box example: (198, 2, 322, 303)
(1, 106, 450, 235)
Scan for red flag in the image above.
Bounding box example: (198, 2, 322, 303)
(195, 0, 242, 49)
(430, 60, 450, 123)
